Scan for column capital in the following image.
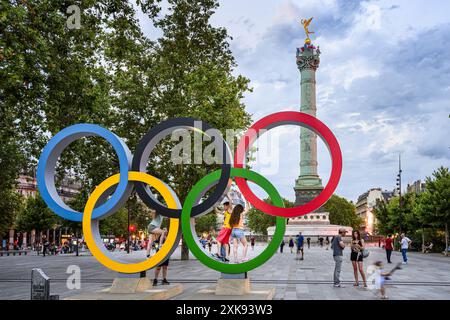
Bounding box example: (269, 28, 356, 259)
(296, 47, 320, 71)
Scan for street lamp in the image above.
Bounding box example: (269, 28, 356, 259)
(127, 191, 136, 254)
(127, 199, 130, 254)
(396, 154, 403, 235)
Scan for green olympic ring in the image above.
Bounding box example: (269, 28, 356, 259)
(181, 168, 286, 273)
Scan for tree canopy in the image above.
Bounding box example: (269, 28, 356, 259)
(247, 198, 293, 235)
(324, 194, 362, 230)
(1, 0, 252, 259)
(374, 166, 450, 255)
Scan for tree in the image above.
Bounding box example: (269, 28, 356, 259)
(0, 190, 24, 243)
(248, 198, 293, 235)
(417, 167, 450, 256)
(132, 0, 251, 260)
(99, 208, 129, 238)
(16, 193, 58, 236)
(373, 167, 450, 254)
(377, 192, 423, 251)
(0, 84, 26, 240)
(194, 212, 217, 234)
(413, 192, 434, 252)
(373, 198, 390, 235)
(65, 189, 130, 238)
(324, 195, 362, 230)
(1, 1, 151, 240)
(1, 1, 251, 261)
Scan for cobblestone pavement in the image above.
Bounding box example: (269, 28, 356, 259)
(0, 244, 449, 300)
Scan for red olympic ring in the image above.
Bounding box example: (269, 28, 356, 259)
(234, 111, 342, 218)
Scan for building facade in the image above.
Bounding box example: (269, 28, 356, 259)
(215, 185, 249, 232)
(406, 180, 426, 194)
(3, 174, 81, 250)
(355, 188, 394, 235)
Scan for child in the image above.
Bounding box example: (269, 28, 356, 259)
(372, 261, 401, 299)
(374, 261, 389, 299)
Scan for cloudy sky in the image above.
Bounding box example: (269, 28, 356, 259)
(139, 0, 450, 203)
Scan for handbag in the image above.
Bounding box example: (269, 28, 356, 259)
(362, 248, 370, 258)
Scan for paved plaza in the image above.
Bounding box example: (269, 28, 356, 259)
(0, 244, 449, 300)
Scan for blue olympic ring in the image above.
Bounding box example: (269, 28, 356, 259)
(37, 124, 133, 222)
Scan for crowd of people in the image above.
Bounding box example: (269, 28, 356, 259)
(273, 229, 413, 299)
(5, 203, 416, 297)
(331, 229, 412, 299)
(34, 235, 86, 256)
(281, 234, 332, 256)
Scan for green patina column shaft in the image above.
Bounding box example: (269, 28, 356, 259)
(294, 44, 324, 207)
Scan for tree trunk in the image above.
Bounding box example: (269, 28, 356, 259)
(421, 228, 425, 253)
(445, 223, 448, 257)
(181, 236, 189, 260)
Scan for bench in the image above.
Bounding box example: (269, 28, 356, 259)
(0, 250, 30, 256)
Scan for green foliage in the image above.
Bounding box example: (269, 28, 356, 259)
(418, 167, 450, 230)
(248, 198, 293, 235)
(374, 193, 419, 234)
(0, 190, 24, 236)
(1, 0, 251, 252)
(374, 167, 450, 254)
(99, 208, 129, 238)
(415, 167, 450, 254)
(194, 212, 217, 234)
(0, 0, 251, 264)
(16, 193, 57, 232)
(373, 198, 390, 235)
(324, 195, 362, 230)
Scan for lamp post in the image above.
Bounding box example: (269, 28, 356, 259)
(126, 191, 136, 254)
(396, 154, 403, 235)
(127, 199, 130, 254)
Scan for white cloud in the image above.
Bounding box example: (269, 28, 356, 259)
(354, 3, 382, 32)
(325, 58, 380, 90)
(140, 0, 450, 203)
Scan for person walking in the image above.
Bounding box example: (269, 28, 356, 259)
(331, 228, 347, 288)
(306, 237, 311, 249)
(199, 236, 207, 249)
(385, 234, 393, 263)
(206, 232, 213, 252)
(250, 236, 255, 251)
(279, 239, 285, 253)
(296, 232, 304, 260)
(400, 233, 412, 264)
(288, 237, 295, 253)
(42, 236, 49, 257)
(350, 230, 367, 288)
(229, 204, 248, 263)
(319, 236, 324, 248)
(325, 236, 330, 250)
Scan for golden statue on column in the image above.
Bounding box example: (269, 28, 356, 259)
(300, 17, 314, 44)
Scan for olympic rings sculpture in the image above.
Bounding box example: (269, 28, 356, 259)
(37, 112, 342, 274)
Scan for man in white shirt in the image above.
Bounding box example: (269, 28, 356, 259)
(400, 233, 412, 264)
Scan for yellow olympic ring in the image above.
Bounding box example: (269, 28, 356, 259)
(82, 171, 180, 273)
